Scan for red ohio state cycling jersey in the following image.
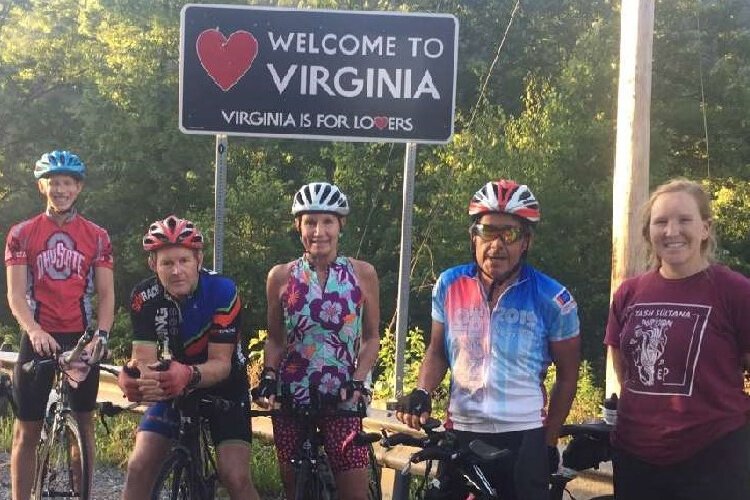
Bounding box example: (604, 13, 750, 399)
(5, 212, 114, 333)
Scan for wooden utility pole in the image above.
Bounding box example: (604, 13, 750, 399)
(606, 0, 655, 397)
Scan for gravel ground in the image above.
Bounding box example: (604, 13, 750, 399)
(0, 452, 126, 500)
(0, 452, 287, 499)
(0, 451, 610, 500)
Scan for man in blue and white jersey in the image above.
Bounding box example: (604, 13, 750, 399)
(396, 180, 581, 500)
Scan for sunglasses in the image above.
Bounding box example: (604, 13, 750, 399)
(472, 224, 525, 245)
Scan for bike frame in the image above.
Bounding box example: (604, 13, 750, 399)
(165, 396, 220, 499)
(382, 420, 509, 500)
(252, 388, 370, 500)
(28, 329, 98, 500)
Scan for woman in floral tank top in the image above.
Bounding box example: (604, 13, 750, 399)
(257, 182, 380, 500)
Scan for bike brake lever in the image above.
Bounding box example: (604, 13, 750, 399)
(63, 328, 97, 365)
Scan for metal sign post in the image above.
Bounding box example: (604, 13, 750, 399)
(393, 142, 417, 399)
(213, 134, 228, 273)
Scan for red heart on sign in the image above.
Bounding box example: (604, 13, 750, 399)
(196, 29, 258, 91)
(374, 116, 389, 130)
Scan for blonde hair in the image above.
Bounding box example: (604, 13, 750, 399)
(640, 178, 716, 268)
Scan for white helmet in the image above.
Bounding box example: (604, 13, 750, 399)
(292, 182, 350, 216)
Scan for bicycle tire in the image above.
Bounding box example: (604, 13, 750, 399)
(319, 454, 338, 500)
(151, 448, 196, 500)
(32, 413, 90, 499)
(366, 443, 382, 500)
(294, 460, 314, 500)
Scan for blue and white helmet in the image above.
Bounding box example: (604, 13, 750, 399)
(292, 182, 350, 216)
(34, 150, 86, 180)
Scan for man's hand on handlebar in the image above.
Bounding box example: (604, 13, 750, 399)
(117, 360, 144, 402)
(395, 388, 432, 430)
(143, 360, 192, 399)
(27, 327, 60, 358)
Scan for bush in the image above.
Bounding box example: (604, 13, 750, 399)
(372, 327, 450, 416)
(545, 360, 604, 424)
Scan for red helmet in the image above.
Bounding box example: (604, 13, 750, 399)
(468, 180, 541, 222)
(142, 215, 204, 252)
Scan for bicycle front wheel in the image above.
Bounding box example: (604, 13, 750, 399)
(32, 413, 90, 499)
(294, 460, 330, 500)
(151, 448, 196, 500)
(365, 443, 382, 500)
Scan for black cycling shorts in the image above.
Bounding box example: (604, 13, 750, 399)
(13, 332, 100, 421)
(139, 381, 252, 446)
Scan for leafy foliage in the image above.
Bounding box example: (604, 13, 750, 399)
(373, 327, 449, 409)
(0, 0, 748, 399)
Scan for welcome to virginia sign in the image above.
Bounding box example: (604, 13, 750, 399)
(180, 4, 458, 143)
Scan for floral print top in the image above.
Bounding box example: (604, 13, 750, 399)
(280, 256, 363, 403)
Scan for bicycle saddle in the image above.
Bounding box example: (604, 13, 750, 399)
(468, 439, 511, 462)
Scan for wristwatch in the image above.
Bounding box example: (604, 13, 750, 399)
(186, 365, 202, 391)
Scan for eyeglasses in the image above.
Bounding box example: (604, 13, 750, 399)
(472, 224, 525, 245)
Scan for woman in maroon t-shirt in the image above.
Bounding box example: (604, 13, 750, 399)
(605, 178, 750, 500)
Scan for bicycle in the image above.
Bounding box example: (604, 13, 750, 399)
(550, 421, 614, 500)
(21, 328, 118, 500)
(149, 389, 236, 500)
(251, 384, 381, 500)
(379, 418, 511, 500)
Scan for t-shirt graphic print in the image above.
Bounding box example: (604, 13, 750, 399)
(623, 302, 710, 396)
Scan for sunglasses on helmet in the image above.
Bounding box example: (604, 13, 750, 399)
(471, 224, 525, 245)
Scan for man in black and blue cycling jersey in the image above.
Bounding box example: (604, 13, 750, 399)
(396, 180, 581, 500)
(116, 215, 259, 500)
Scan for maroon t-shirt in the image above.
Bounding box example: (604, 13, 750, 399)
(605, 264, 750, 464)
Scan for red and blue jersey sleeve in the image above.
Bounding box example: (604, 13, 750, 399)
(210, 279, 242, 344)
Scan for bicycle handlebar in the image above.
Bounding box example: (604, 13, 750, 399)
(352, 431, 383, 446)
(250, 383, 368, 419)
(22, 328, 99, 374)
(22, 356, 119, 376)
(411, 447, 458, 463)
(206, 394, 235, 412)
(380, 432, 430, 449)
(61, 328, 96, 365)
(560, 421, 613, 439)
(381, 418, 510, 467)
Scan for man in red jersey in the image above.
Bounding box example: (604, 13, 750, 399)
(5, 150, 114, 500)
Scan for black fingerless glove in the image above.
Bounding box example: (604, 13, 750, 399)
(341, 379, 370, 400)
(251, 367, 278, 400)
(397, 388, 432, 416)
